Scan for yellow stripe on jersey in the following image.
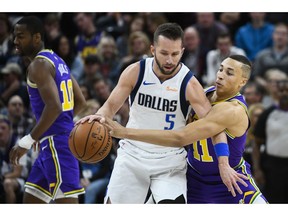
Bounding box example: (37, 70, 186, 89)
(35, 55, 55, 68)
(25, 182, 52, 197)
(64, 188, 85, 196)
(48, 136, 62, 199)
(27, 78, 37, 88)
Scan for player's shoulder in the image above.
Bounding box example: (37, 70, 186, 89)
(213, 100, 244, 114)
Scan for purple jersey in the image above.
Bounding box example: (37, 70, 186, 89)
(187, 86, 249, 176)
(186, 86, 267, 203)
(27, 50, 74, 138)
(25, 49, 84, 201)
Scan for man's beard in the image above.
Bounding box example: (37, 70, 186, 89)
(154, 53, 180, 76)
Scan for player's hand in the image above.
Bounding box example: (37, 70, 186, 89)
(102, 117, 126, 139)
(218, 160, 248, 197)
(75, 114, 104, 125)
(9, 145, 28, 166)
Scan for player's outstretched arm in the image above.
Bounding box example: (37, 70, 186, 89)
(105, 103, 235, 147)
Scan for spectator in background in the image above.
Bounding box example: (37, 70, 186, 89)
(0, 14, 14, 71)
(241, 81, 264, 107)
(253, 23, 288, 85)
(117, 31, 151, 76)
(218, 13, 250, 41)
(0, 62, 29, 110)
(79, 83, 92, 102)
(92, 77, 129, 127)
(52, 34, 84, 82)
(244, 103, 265, 170)
(97, 35, 121, 87)
(145, 13, 167, 42)
(193, 12, 228, 60)
(181, 26, 205, 84)
(6, 95, 34, 140)
(205, 32, 246, 86)
(78, 54, 103, 98)
(116, 14, 146, 58)
(261, 69, 288, 108)
(43, 13, 62, 49)
(235, 12, 274, 62)
(74, 13, 104, 60)
(253, 79, 288, 203)
(0, 115, 29, 203)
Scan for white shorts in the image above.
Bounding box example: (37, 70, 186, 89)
(104, 143, 187, 204)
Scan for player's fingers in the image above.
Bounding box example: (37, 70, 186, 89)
(233, 181, 243, 195)
(228, 185, 236, 197)
(236, 175, 248, 187)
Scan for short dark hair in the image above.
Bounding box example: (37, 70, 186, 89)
(229, 55, 252, 79)
(16, 16, 45, 41)
(153, 22, 183, 45)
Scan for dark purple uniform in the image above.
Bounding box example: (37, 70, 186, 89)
(25, 50, 84, 201)
(186, 86, 267, 203)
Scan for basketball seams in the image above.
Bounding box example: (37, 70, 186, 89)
(71, 123, 81, 159)
(85, 123, 112, 163)
(84, 123, 107, 163)
(81, 120, 96, 158)
(69, 121, 112, 164)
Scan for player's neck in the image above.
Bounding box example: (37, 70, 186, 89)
(213, 91, 237, 102)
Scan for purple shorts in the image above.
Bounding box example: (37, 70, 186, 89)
(25, 133, 84, 200)
(187, 160, 268, 204)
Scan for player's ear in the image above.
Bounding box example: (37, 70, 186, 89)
(240, 78, 248, 88)
(150, 45, 155, 56)
(33, 33, 42, 44)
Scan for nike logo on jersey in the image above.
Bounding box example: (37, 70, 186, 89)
(143, 81, 156, 85)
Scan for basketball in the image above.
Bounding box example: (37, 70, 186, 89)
(68, 120, 113, 163)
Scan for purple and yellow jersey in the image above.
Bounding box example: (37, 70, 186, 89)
(75, 31, 102, 59)
(187, 86, 249, 176)
(27, 50, 74, 138)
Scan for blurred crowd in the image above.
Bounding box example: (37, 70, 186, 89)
(1, 12, 288, 203)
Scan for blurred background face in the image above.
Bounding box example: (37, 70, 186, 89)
(266, 72, 287, 96)
(217, 37, 231, 54)
(58, 36, 70, 56)
(80, 85, 90, 100)
(99, 37, 117, 60)
(250, 107, 264, 125)
(273, 24, 288, 48)
(8, 96, 24, 118)
(243, 85, 261, 106)
(84, 62, 100, 77)
(183, 27, 199, 52)
(130, 16, 145, 32)
(196, 12, 215, 28)
(75, 13, 92, 33)
(0, 120, 10, 145)
(249, 12, 266, 22)
(93, 80, 110, 101)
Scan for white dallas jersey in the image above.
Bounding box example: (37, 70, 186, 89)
(120, 57, 194, 155)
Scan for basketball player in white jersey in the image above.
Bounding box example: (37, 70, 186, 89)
(76, 23, 235, 203)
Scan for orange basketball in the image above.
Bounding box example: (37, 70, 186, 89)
(68, 120, 113, 163)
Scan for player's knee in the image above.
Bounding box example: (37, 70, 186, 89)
(157, 194, 186, 204)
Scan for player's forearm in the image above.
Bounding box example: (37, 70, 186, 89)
(122, 128, 186, 147)
(30, 105, 62, 140)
